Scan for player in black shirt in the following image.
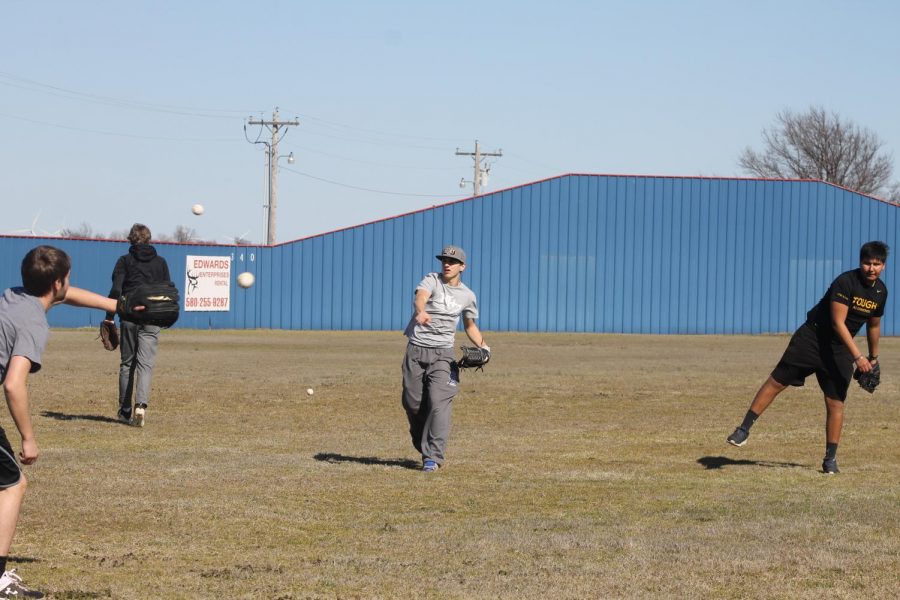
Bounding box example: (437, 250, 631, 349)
(726, 241, 889, 474)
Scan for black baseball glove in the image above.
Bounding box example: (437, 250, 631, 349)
(853, 361, 881, 394)
(99, 319, 119, 351)
(117, 282, 180, 328)
(456, 345, 491, 371)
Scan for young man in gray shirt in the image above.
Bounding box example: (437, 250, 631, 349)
(402, 245, 490, 472)
(0, 246, 120, 598)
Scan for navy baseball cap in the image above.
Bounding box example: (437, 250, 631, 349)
(436, 245, 466, 263)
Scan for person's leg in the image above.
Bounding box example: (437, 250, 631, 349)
(0, 435, 25, 559)
(0, 478, 26, 557)
(118, 321, 139, 417)
(133, 325, 160, 408)
(748, 376, 789, 416)
(401, 345, 428, 453)
(824, 396, 844, 444)
(420, 350, 459, 467)
(727, 376, 789, 446)
(0, 436, 41, 597)
(821, 396, 844, 474)
(817, 346, 853, 474)
(729, 326, 820, 447)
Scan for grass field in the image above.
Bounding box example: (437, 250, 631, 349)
(8, 330, 899, 599)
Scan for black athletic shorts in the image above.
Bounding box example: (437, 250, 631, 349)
(0, 426, 22, 488)
(771, 323, 854, 401)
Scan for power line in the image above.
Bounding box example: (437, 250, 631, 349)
(282, 142, 458, 171)
(282, 166, 456, 198)
(0, 71, 253, 119)
(0, 110, 237, 142)
(0, 72, 469, 149)
(280, 107, 468, 143)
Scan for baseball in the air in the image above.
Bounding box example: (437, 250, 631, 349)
(306, 388, 314, 396)
(191, 204, 204, 216)
(237, 272, 255, 288)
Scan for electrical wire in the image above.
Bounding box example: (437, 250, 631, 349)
(0, 110, 239, 142)
(281, 142, 459, 170)
(280, 107, 468, 143)
(0, 71, 254, 119)
(281, 165, 457, 198)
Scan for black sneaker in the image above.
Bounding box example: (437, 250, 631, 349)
(0, 569, 45, 598)
(726, 427, 750, 447)
(822, 458, 839, 474)
(117, 408, 132, 424)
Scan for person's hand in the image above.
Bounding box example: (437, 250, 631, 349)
(415, 311, 431, 326)
(19, 437, 39, 465)
(854, 356, 873, 373)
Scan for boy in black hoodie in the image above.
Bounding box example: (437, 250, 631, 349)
(106, 224, 171, 427)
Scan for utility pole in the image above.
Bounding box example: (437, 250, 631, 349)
(456, 140, 502, 196)
(246, 108, 299, 245)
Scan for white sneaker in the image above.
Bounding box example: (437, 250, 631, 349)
(133, 405, 146, 427)
(0, 569, 44, 598)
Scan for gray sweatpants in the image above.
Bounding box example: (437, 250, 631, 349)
(119, 320, 161, 410)
(401, 343, 460, 465)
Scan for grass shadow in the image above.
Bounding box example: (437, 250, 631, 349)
(41, 411, 121, 425)
(314, 452, 421, 470)
(8, 556, 40, 564)
(697, 456, 806, 470)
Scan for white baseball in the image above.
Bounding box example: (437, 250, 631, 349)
(237, 272, 255, 288)
(192, 204, 204, 215)
(306, 388, 314, 396)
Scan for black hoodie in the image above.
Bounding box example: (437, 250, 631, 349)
(106, 244, 171, 319)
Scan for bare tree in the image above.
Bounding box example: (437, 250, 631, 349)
(739, 106, 894, 196)
(60, 222, 104, 239)
(172, 225, 197, 243)
(887, 181, 900, 204)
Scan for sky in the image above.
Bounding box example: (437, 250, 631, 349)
(2, 1, 899, 245)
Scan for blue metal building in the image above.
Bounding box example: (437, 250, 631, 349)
(1, 174, 896, 334)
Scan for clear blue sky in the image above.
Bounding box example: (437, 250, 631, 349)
(2, 1, 898, 244)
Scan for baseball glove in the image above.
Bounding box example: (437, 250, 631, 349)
(117, 282, 180, 328)
(853, 361, 881, 394)
(456, 345, 491, 371)
(99, 319, 119, 351)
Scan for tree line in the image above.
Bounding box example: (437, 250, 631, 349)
(57, 223, 252, 245)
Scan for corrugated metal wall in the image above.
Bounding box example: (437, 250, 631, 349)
(1, 175, 896, 334)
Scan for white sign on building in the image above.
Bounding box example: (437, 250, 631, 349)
(184, 255, 231, 311)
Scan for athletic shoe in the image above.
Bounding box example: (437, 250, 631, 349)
(133, 404, 146, 428)
(422, 459, 439, 472)
(117, 408, 132, 424)
(0, 569, 45, 598)
(726, 427, 750, 447)
(822, 458, 839, 474)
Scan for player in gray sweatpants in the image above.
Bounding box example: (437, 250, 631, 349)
(401, 245, 490, 472)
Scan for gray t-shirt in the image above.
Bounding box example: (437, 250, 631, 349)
(0, 288, 49, 383)
(404, 273, 478, 348)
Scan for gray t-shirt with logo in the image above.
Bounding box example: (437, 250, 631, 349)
(0, 288, 49, 383)
(404, 273, 478, 349)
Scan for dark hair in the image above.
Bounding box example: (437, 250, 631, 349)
(128, 223, 152, 245)
(21, 246, 71, 296)
(860, 241, 889, 262)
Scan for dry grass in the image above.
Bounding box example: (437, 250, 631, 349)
(7, 330, 899, 599)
